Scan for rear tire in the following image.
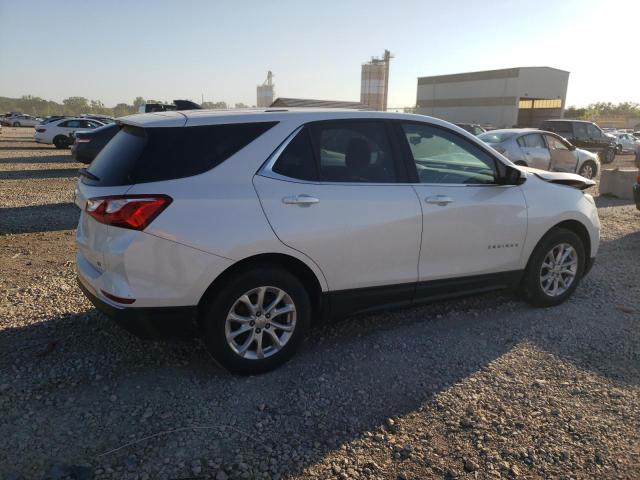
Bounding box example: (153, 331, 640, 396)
(200, 266, 311, 375)
(522, 228, 585, 308)
(53, 135, 68, 149)
(603, 147, 616, 164)
(578, 160, 597, 179)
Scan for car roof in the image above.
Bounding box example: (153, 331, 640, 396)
(480, 128, 540, 135)
(118, 109, 461, 129)
(543, 119, 592, 124)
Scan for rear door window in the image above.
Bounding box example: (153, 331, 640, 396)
(310, 121, 397, 183)
(574, 123, 589, 139)
(521, 133, 546, 148)
(84, 122, 277, 186)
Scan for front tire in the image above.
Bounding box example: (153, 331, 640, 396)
(522, 228, 585, 308)
(200, 266, 311, 375)
(12, 122, 20, 127)
(578, 160, 597, 179)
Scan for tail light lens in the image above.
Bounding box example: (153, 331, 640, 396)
(36, 128, 46, 133)
(85, 195, 172, 230)
(75, 136, 91, 143)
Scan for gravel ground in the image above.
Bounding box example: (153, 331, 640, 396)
(1, 127, 639, 480)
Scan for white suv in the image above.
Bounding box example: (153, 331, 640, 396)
(75, 110, 600, 374)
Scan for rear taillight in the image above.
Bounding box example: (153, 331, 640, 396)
(85, 195, 172, 230)
(36, 128, 46, 133)
(75, 137, 91, 143)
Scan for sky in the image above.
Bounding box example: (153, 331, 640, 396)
(0, 0, 638, 109)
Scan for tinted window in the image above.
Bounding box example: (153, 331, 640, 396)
(544, 121, 572, 136)
(574, 122, 589, 139)
(85, 122, 277, 186)
(58, 120, 70, 127)
(65, 120, 81, 128)
(272, 128, 317, 181)
(402, 123, 496, 185)
(587, 124, 602, 138)
(311, 122, 396, 183)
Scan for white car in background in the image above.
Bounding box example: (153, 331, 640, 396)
(34, 117, 104, 148)
(4, 114, 42, 127)
(75, 110, 600, 374)
(612, 132, 639, 153)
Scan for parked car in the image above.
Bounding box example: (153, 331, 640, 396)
(71, 123, 119, 163)
(611, 132, 639, 153)
(478, 129, 600, 179)
(540, 119, 617, 164)
(3, 114, 42, 127)
(137, 99, 202, 113)
(34, 117, 104, 148)
(455, 123, 486, 136)
(39, 115, 69, 125)
(75, 110, 600, 374)
(79, 115, 115, 124)
(633, 131, 640, 139)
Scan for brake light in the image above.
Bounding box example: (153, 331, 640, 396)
(85, 195, 172, 230)
(36, 128, 46, 133)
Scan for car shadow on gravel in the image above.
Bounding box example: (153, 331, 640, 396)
(0, 168, 79, 180)
(0, 202, 79, 234)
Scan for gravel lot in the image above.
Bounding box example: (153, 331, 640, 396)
(1, 127, 639, 480)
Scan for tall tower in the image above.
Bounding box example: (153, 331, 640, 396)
(257, 71, 275, 108)
(360, 50, 393, 111)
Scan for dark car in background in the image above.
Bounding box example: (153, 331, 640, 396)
(71, 123, 118, 164)
(540, 119, 617, 164)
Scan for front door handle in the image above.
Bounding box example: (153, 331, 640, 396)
(425, 195, 453, 206)
(282, 194, 320, 206)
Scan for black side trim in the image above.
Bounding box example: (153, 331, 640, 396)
(77, 277, 197, 339)
(325, 270, 523, 319)
(413, 270, 523, 305)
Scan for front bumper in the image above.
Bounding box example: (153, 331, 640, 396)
(77, 275, 198, 339)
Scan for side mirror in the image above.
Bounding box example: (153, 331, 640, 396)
(497, 163, 526, 186)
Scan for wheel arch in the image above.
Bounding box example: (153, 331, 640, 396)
(197, 252, 324, 322)
(526, 219, 592, 272)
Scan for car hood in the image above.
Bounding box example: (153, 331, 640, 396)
(518, 166, 595, 190)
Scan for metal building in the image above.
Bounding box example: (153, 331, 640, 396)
(416, 67, 569, 128)
(257, 71, 275, 108)
(361, 50, 392, 111)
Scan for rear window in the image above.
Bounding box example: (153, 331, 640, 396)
(478, 131, 515, 143)
(84, 122, 277, 186)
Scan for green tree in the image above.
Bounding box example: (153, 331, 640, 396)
(62, 96, 90, 115)
(234, 102, 249, 109)
(133, 96, 146, 111)
(201, 101, 227, 109)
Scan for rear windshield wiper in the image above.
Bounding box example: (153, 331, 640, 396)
(78, 168, 100, 181)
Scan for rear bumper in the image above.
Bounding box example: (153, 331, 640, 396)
(77, 275, 198, 339)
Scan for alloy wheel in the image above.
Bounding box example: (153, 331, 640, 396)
(539, 243, 578, 297)
(225, 286, 296, 360)
(579, 163, 594, 179)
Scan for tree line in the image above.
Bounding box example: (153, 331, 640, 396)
(564, 102, 640, 120)
(0, 95, 250, 118)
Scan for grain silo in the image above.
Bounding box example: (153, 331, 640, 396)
(361, 50, 392, 111)
(257, 71, 275, 108)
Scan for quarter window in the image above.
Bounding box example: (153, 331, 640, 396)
(272, 128, 317, 181)
(401, 123, 496, 185)
(311, 122, 396, 183)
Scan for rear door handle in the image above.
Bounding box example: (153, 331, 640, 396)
(425, 195, 453, 206)
(282, 194, 320, 206)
